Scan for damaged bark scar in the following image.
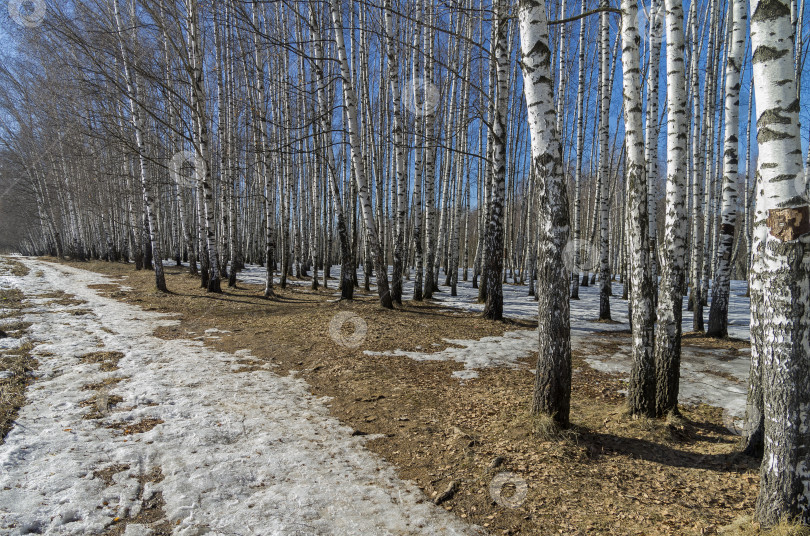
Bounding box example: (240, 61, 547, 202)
(766, 205, 810, 241)
(720, 223, 735, 237)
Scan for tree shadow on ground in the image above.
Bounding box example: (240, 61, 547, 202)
(572, 420, 759, 473)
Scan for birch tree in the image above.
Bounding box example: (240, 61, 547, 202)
(570, 0, 587, 301)
(187, 0, 222, 293)
(707, 0, 747, 338)
(645, 0, 662, 303)
(747, 0, 810, 523)
(383, 0, 407, 305)
(621, 0, 656, 417)
(597, 0, 612, 321)
(483, 0, 510, 320)
(653, 0, 688, 417)
(687, 1, 704, 328)
(112, 0, 167, 292)
(309, 2, 355, 300)
(519, 0, 572, 426)
(329, 0, 394, 309)
(422, 2, 438, 300)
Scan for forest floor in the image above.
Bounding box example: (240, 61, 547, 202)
(0, 256, 771, 535)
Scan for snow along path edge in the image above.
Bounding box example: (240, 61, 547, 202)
(0, 259, 482, 536)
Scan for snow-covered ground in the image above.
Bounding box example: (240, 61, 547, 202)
(0, 259, 480, 536)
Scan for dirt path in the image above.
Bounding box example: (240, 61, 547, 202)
(0, 258, 478, 536)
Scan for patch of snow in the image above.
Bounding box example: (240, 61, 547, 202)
(185, 258, 748, 340)
(233, 262, 749, 339)
(0, 337, 23, 350)
(123, 524, 153, 536)
(365, 330, 537, 380)
(584, 341, 748, 418)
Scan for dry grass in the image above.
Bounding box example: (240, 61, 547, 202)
(38, 291, 88, 307)
(0, 345, 36, 443)
(79, 391, 123, 419)
(0, 258, 29, 277)
(0, 321, 31, 335)
(101, 466, 172, 536)
(0, 266, 36, 444)
(681, 331, 750, 351)
(508, 410, 569, 441)
(105, 418, 164, 435)
(81, 377, 126, 391)
(0, 288, 24, 316)
(93, 463, 131, 487)
(0, 260, 33, 436)
(720, 515, 810, 535)
(79, 351, 124, 372)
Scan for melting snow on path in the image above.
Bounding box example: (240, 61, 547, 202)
(0, 258, 480, 536)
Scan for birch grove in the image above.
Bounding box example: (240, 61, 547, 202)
(0, 0, 808, 525)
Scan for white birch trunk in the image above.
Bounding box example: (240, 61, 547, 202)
(329, 0, 393, 309)
(747, 0, 810, 523)
(621, 0, 656, 416)
(519, 0, 572, 426)
(384, 0, 407, 304)
(653, 0, 689, 416)
(598, 0, 612, 320)
(707, 0, 747, 337)
(570, 0, 587, 301)
(112, 0, 167, 292)
(483, 0, 510, 320)
(645, 0, 663, 301)
(187, 0, 221, 292)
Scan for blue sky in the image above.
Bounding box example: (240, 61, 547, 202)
(1, 0, 808, 190)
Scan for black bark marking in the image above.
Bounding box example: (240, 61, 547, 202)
(752, 45, 789, 63)
(751, 0, 790, 22)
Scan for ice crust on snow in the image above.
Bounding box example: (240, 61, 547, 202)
(0, 259, 479, 536)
